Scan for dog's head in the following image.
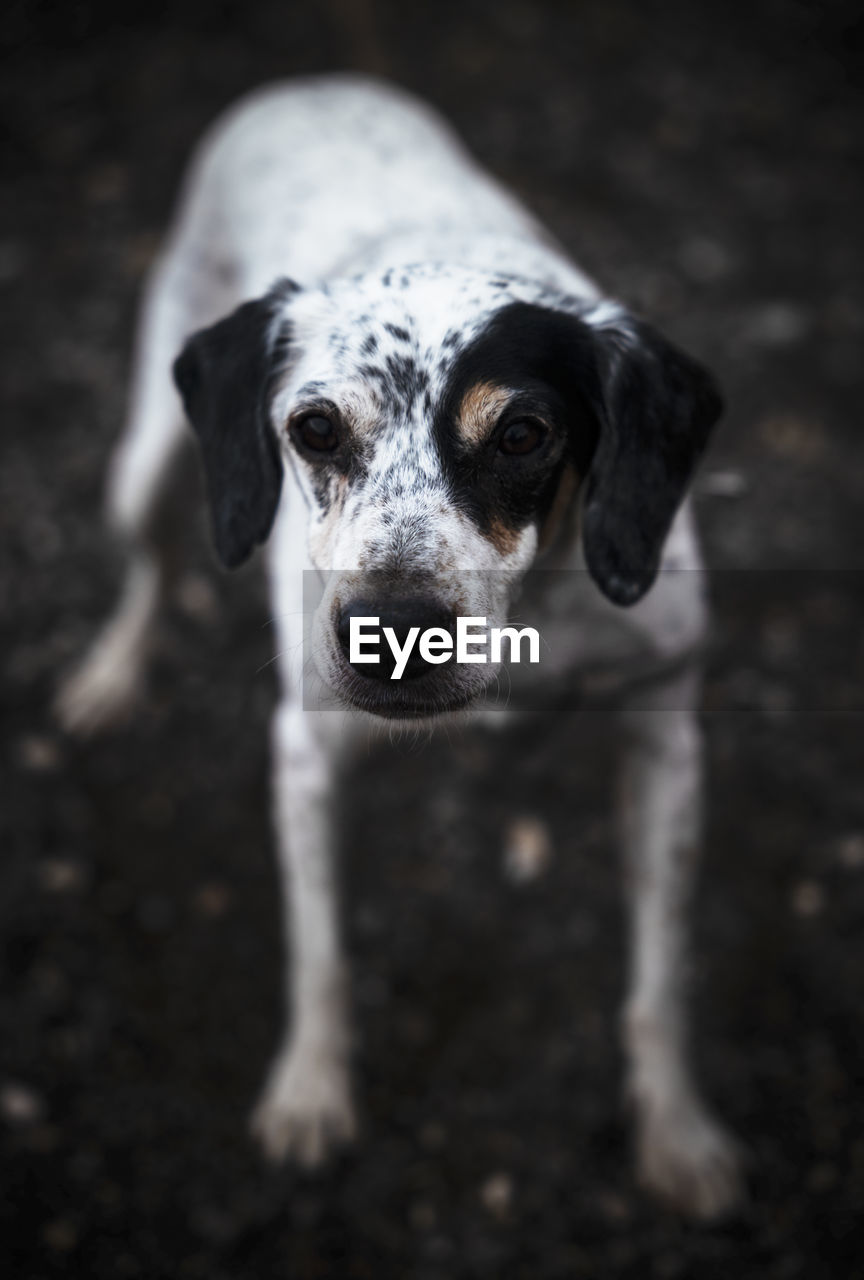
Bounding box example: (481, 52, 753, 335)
(174, 266, 721, 719)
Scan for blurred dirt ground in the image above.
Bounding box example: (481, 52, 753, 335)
(2, 1, 864, 1276)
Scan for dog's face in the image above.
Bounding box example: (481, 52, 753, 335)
(174, 267, 722, 719)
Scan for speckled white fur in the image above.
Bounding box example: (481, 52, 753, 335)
(57, 75, 741, 1218)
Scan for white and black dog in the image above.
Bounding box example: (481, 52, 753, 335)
(58, 75, 742, 1218)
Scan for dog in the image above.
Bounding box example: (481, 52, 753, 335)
(57, 74, 742, 1219)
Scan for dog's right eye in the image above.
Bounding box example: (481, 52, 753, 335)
(497, 418, 546, 457)
(294, 414, 340, 454)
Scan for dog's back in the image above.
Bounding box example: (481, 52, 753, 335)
(172, 75, 596, 297)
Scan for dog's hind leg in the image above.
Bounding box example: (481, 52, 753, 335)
(57, 249, 214, 735)
(617, 667, 744, 1219)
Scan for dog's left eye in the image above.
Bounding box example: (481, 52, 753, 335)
(497, 419, 545, 456)
(294, 414, 340, 453)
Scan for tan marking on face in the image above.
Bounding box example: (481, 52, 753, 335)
(538, 464, 580, 552)
(485, 516, 521, 556)
(456, 381, 515, 445)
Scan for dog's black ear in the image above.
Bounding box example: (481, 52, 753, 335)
(581, 314, 722, 606)
(173, 281, 297, 569)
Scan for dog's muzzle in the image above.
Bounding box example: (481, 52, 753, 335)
(327, 591, 489, 719)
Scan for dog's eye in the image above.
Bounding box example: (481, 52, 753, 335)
(498, 419, 545, 456)
(295, 414, 339, 453)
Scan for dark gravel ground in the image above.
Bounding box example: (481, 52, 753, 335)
(2, 1, 864, 1276)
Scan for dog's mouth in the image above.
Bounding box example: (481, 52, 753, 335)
(334, 666, 490, 721)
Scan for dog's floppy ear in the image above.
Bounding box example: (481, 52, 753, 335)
(581, 312, 722, 606)
(173, 280, 298, 569)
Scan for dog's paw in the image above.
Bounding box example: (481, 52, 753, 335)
(636, 1097, 745, 1220)
(250, 1046, 356, 1169)
(55, 649, 140, 737)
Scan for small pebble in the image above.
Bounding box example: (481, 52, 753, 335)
(17, 734, 61, 772)
(38, 858, 86, 894)
(192, 881, 232, 919)
(42, 1218, 78, 1252)
(1, 1082, 45, 1125)
(595, 1190, 631, 1223)
(22, 1124, 61, 1152)
(84, 163, 127, 203)
(808, 1162, 837, 1192)
(744, 302, 811, 347)
(760, 414, 826, 462)
(0, 238, 29, 282)
(503, 816, 551, 884)
(791, 880, 824, 917)
(480, 1171, 513, 1219)
(419, 1122, 447, 1150)
(678, 235, 734, 283)
(837, 834, 864, 870)
(410, 1199, 437, 1231)
(699, 469, 748, 498)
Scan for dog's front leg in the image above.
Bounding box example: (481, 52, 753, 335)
(251, 700, 356, 1167)
(617, 669, 742, 1219)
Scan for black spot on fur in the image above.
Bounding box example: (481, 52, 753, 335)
(384, 322, 411, 343)
(308, 465, 348, 517)
(384, 354, 429, 413)
(357, 356, 430, 416)
(434, 302, 721, 602)
(361, 333, 379, 356)
(358, 362, 387, 386)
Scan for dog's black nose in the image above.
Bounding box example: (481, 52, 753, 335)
(337, 596, 456, 681)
